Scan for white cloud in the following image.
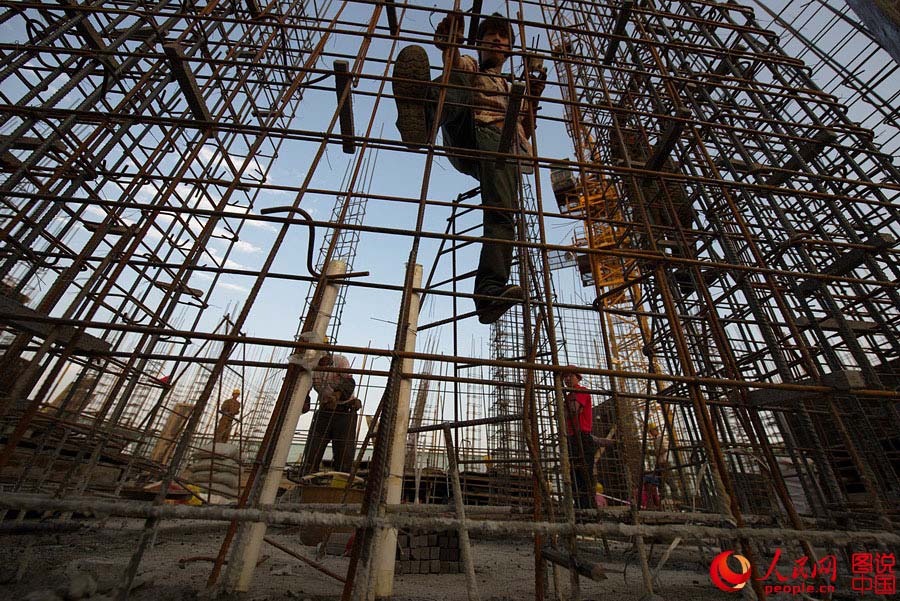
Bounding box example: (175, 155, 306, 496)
(197, 146, 223, 172)
(118, 216, 163, 242)
(144, 228, 163, 241)
(175, 183, 196, 200)
(193, 195, 219, 213)
(245, 217, 277, 232)
(185, 216, 205, 235)
(220, 282, 249, 293)
(137, 184, 158, 200)
(209, 246, 246, 270)
(233, 240, 261, 254)
(197, 146, 268, 183)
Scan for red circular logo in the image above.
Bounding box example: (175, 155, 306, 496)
(710, 551, 752, 592)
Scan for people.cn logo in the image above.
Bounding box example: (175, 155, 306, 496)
(710, 551, 752, 592)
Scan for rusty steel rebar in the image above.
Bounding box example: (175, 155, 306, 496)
(0, 2, 898, 600)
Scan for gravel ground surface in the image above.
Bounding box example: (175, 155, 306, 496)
(0, 518, 852, 600)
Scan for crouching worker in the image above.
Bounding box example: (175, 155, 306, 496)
(300, 353, 361, 474)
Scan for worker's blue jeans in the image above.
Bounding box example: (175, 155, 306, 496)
(424, 70, 520, 313)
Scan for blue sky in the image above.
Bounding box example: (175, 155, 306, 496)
(203, 1, 581, 366)
(3, 1, 895, 443)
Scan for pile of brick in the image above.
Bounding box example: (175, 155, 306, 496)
(395, 530, 462, 574)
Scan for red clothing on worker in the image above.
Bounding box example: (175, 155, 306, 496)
(565, 385, 592, 435)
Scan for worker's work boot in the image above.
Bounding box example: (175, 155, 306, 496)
(674, 267, 717, 298)
(477, 284, 524, 324)
(673, 269, 696, 297)
(392, 45, 432, 147)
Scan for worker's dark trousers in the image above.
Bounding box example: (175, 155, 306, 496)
(301, 408, 358, 474)
(568, 432, 596, 510)
(424, 70, 520, 313)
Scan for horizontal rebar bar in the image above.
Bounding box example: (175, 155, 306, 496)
(1, 493, 897, 546)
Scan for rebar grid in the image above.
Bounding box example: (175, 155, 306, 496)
(0, 1, 898, 600)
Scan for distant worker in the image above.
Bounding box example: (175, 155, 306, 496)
(594, 483, 608, 508)
(648, 421, 669, 473)
(213, 388, 241, 443)
(300, 353, 361, 474)
(639, 421, 669, 509)
(563, 365, 595, 510)
(391, 11, 546, 323)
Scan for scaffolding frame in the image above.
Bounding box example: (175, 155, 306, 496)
(0, 1, 898, 600)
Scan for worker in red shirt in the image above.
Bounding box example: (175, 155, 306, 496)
(563, 365, 596, 510)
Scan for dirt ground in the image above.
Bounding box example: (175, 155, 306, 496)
(0, 518, 848, 600)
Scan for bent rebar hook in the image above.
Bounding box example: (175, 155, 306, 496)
(259, 205, 368, 280)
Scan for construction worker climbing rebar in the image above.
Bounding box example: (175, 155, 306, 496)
(391, 10, 546, 324)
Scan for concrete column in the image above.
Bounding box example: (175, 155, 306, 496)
(372, 263, 422, 600)
(225, 259, 347, 592)
(846, 0, 900, 64)
(150, 402, 194, 465)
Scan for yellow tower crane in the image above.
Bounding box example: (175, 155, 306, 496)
(548, 38, 682, 502)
